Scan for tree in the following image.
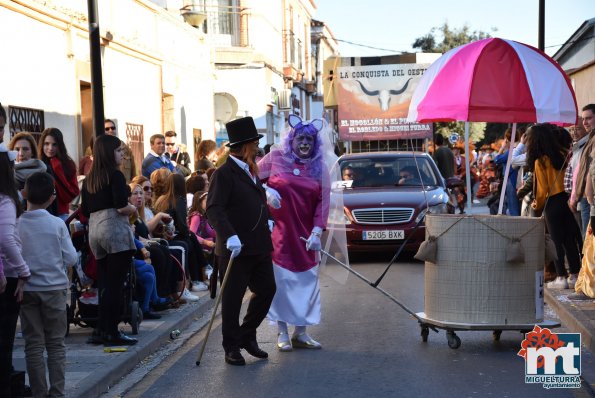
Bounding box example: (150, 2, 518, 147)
(413, 22, 497, 144)
(435, 122, 486, 144)
(412, 22, 496, 53)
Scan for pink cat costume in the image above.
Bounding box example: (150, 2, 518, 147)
(258, 115, 331, 351)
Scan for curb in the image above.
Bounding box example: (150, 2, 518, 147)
(544, 288, 595, 355)
(68, 294, 214, 398)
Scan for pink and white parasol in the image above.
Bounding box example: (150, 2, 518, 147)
(407, 38, 577, 126)
(407, 37, 578, 213)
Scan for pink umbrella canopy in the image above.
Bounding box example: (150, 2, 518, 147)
(407, 38, 577, 126)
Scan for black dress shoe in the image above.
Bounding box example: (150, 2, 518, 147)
(86, 329, 104, 345)
(104, 332, 138, 346)
(241, 340, 268, 359)
(224, 349, 246, 366)
(143, 311, 162, 320)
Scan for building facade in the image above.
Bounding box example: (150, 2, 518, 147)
(553, 18, 595, 110)
(1, 0, 214, 172)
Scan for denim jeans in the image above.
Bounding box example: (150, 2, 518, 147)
(579, 197, 590, 238)
(505, 179, 521, 216)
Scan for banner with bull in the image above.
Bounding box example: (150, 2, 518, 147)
(337, 63, 433, 141)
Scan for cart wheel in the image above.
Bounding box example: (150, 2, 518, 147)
(421, 326, 430, 342)
(130, 301, 141, 335)
(493, 330, 502, 341)
(446, 331, 461, 349)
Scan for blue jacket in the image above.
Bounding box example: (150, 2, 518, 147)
(141, 153, 175, 178)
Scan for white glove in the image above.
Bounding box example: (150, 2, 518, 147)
(226, 235, 242, 258)
(263, 183, 282, 209)
(305, 227, 323, 251)
(268, 219, 275, 233)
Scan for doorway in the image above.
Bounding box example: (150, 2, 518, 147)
(80, 82, 93, 157)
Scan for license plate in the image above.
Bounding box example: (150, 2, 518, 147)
(362, 230, 404, 240)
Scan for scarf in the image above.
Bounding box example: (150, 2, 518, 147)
(14, 159, 47, 187)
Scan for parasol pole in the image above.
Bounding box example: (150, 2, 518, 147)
(497, 123, 517, 215)
(464, 122, 473, 211)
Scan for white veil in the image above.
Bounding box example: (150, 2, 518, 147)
(260, 114, 349, 283)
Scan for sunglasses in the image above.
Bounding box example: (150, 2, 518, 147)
(105, 126, 116, 131)
(165, 143, 176, 146)
(143, 186, 152, 192)
(400, 174, 412, 179)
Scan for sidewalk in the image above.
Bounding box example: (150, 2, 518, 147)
(12, 291, 214, 398)
(470, 201, 595, 350)
(545, 287, 595, 355)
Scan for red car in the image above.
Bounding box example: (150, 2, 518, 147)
(335, 152, 450, 254)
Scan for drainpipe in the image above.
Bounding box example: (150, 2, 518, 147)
(239, 0, 248, 47)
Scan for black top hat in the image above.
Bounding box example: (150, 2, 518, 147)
(225, 117, 263, 147)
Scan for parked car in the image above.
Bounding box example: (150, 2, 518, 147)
(334, 152, 450, 254)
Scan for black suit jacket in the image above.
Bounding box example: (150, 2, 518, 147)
(206, 157, 273, 257)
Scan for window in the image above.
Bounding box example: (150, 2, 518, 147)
(126, 123, 144, 173)
(8, 105, 44, 142)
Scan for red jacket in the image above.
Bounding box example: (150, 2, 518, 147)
(51, 157, 79, 215)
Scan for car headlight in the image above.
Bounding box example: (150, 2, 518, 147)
(415, 203, 449, 223)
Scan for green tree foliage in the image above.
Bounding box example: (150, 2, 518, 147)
(477, 123, 509, 148)
(414, 23, 498, 145)
(435, 122, 487, 144)
(412, 22, 496, 53)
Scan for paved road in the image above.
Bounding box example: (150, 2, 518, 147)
(110, 256, 594, 398)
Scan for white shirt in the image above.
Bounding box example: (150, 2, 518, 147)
(230, 155, 256, 183)
(17, 209, 77, 291)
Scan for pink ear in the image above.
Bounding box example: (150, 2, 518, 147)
(288, 114, 302, 128)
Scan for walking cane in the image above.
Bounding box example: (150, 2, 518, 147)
(300, 237, 423, 322)
(195, 255, 235, 366)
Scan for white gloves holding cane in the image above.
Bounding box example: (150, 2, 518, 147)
(226, 235, 242, 258)
(305, 226, 323, 251)
(263, 183, 282, 209)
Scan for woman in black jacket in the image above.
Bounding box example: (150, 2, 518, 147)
(81, 135, 137, 346)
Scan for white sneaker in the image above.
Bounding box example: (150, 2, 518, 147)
(546, 277, 569, 289)
(472, 199, 481, 204)
(181, 288, 199, 302)
(567, 274, 578, 290)
(205, 265, 214, 279)
(191, 281, 209, 292)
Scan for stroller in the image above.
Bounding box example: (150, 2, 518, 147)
(65, 209, 142, 335)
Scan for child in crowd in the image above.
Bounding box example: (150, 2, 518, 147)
(132, 237, 170, 319)
(17, 172, 77, 398)
(188, 191, 215, 279)
(188, 191, 216, 254)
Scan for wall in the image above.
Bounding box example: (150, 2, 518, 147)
(570, 64, 595, 108)
(0, 0, 214, 168)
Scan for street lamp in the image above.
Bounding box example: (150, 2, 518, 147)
(180, 2, 207, 29)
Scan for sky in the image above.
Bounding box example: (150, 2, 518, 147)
(314, 0, 593, 57)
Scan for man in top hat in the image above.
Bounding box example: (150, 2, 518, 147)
(206, 116, 276, 366)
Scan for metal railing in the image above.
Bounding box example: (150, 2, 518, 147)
(8, 106, 45, 142)
(202, 4, 244, 47)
